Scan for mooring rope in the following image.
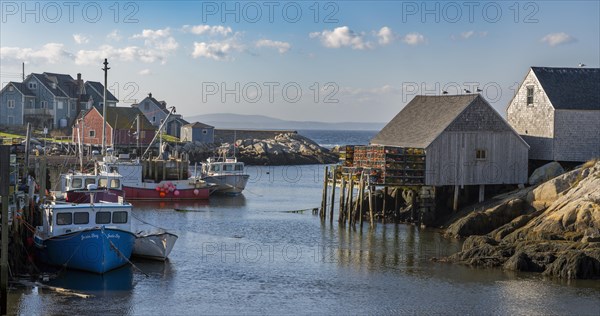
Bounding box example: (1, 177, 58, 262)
(102, 229, 149, 277)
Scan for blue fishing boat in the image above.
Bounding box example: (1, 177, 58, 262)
(34, 190, 136, 274)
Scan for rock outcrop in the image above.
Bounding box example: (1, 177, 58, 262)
(181, 132, 338, 165)
(445, 160, 600, 279)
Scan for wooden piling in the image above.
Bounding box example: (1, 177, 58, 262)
(347, 174, 354, 226)
(1, 146, 10, 315)
(453, 185, 460, 212)
(329, 169, 336, 224)
(382, 186, 388, 224)
(478, 184, 485, 203)
(367, 177, 375, 228)
(359, 172, 364, 227)
(338, 176, 346, 224)
(320, 166, 329, 220)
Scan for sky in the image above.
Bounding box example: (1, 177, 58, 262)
(1, 0, 599, 123)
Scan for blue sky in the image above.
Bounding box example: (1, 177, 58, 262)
(1, 1, 598, 122)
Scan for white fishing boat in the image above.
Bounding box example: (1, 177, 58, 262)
(198, 145, 250, 195)
(132, 230, 178, 261)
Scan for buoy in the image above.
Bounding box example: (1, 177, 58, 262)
(159, 192, 166, 198)
(174, 190, 180, 196)
(168, 186, 175, 192)
(155, 186, 161, 192)
(193, 189, 199, 196)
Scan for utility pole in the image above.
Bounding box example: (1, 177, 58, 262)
(136, 114, 140, 156)
(102, 58, 110, 156)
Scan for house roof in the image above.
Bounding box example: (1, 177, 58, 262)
(103, 107, 155, 130)
(5, 82, 35, 96)
(531, 67, 600, 110)
(184, 121, 214, 129)
(370, 94, 480, 148)
(43, 72, 81, 98)
(85, 81, 119, 102)
(30, 73, 69, 98)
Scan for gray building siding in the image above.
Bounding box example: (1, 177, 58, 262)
(507, 69, 556, 160)
(181, 126, 214, 143)
(425, 131, 528, 186)
(553, 110, 600, 162)
(0, 86, 24, 125)
(137, 97, 168, 127)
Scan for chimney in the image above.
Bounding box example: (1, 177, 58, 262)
(148, 92, 152, 98)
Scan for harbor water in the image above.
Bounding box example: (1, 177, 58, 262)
(10, 165, 600, 315)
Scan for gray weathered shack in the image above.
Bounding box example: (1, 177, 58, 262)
(507, 66, 600, 163)
(371, 94, 529, 187)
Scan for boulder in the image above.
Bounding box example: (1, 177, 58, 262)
(529, 161, 564, 185)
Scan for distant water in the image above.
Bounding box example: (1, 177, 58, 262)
(297, 129, 377, 148)
(11, 165, 600, 315)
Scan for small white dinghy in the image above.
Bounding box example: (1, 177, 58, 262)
(133, 231, 178, 261)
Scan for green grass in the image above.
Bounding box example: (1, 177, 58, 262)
(161, 134, 180, 143)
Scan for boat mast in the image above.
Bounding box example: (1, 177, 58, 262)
(141, 106, 176, 159)
(101, 58, 110, 156)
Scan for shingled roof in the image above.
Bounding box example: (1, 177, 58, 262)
(105, 107, 155, 130)
(6, 82, 35, 96)
(184, 121, 214, 129)
(85, 81, 119, 102)
(370, 94, 481, 148)
(531, 67, 600, 110)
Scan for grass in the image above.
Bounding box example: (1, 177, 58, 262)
(161, 134, 180, 143)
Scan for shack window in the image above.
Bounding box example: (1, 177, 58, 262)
(89, 130, 96, 137)
(96, 212, 111, 224)
(476, 149, 487, 160)
(73, 212, 89, 225)
(526, 87, 534, 105)
(112, 211, 128, 224)
(71, 178, 83, 189)
(56, 213, 73, 225)
(202, 129, 208, 134)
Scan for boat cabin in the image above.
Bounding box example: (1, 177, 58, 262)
(40, 201, 132, 237)
(202, 158, 244, 175)
(63, 173, 122, 191)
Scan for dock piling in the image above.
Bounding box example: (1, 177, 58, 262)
(329, 169, 336, 224)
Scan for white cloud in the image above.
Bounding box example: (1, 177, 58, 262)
(310, 26, 371, 50)
(541, 32, 577, 46)
(127, 28, 179, 64)
(107, 30, 122, 42)
(73, 34, 89, 44)
(377, 27, 395, 45)
(451, 30, 488, 40)
(0, 43, 68, 64)
(192, 42, 235, 61)
(255, 39, 291, 54)
(182, 25, 233, 36)
(402, 33, 426, 46)
(132, 28, 172, 40)
(139, 69, 152, 76)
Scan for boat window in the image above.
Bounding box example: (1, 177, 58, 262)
(223, 164, 233, 171)
(210, 165, 220, 172)
(71, 178, 83, 189)
(110, 179, 120, 189)
(85, 178, 96, 187)
(112, 211, 128, 224)
(235, 164, 243, 171)
(73, 212, 89, 224)
(110, 166, 118, 173)
(96, 211, 111, 224)
(56, 213, 72, 225)
(99, 178, 106, 187)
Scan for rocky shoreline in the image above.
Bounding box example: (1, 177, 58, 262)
(441, 160, 600, 279)
(182, 132, 338, 165)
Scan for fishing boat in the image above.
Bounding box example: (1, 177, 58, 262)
(34, 187, 136, 274)
(198, 146, 249, 195)
(97, 154, 215, 200)
(132, 230, 178, 261)
(60, 171, 123, 203)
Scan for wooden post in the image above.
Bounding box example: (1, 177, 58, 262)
(359, 172, 364, 227)
(478, 184, 485, 203)
(453, 185, 460, 212)
(320, 166, 329, 220)
(353, 174, 361, 225)
(382, 186, 388, 224)
(368, 177, 375, 228)
(346, 174, 354, 226)
(23, 123, 32, 183)
(1, 146, 10, 315)
(329, 169, 336, 224)
(338, 176, 346, 224)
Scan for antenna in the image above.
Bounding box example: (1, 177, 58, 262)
(102, 58, 110, 156)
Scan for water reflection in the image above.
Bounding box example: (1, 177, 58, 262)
(46, 265, 134, 295)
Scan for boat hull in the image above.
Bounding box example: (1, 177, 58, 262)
(35, 227, 135, 274)
(203, 174, 249, 195)
(133, 232, 178, 261)
(122, 181, 211, 201)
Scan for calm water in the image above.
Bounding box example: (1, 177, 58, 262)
(10, 165, 600, 315)
(298, 130, 377, 148)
